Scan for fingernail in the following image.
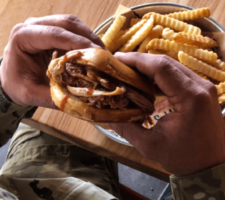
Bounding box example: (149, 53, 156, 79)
(114, 52, 125, 56)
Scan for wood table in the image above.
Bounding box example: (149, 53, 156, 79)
(1, 0, 224, 183)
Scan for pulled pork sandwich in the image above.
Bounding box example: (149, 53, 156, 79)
(47, 48, 155, 122)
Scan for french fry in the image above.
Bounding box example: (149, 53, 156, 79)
(119, 16, 154, 52)
(191, 70, 208, 80)
(216, 82, 225, 96)
(211, 59, 225, 71)
(143, 13, 201, 35)
(148, 49, 178, 61)
(178, 51, 225, 82)
(147, 39, 217, 63)
(108, 19, 147, 53)
(167, 8, 210, 21)
(98, 33, 104, 39)
(130, 18, 141, 27)
(148, 49, 161, 54)
(161, 50, 178, 61)
(117, 29, 128, 38)
(218, 94, 225, 103)
(102, 15, 126, 49)
(137, 25, 163, 53)
(174, 32, 218, 48)
(162, 28, 177, 41)
(107, 29, 128, 52)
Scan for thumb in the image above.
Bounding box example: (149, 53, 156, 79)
(28, 84, 57, 109)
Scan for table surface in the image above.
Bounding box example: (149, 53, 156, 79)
(1, 0, 225, 182)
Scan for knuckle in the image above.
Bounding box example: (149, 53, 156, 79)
(155, 55, 173, 73)
(3, 44, 9, 54)
(132, 52, 142, 59)
(46, 26, 64, 37)
(193, 89, 211, 104)
(157, 55, 171, 67)
(9, 23, 27, 44)
(60, 14, 79, 26)
(193, 82, 217, 104)
(11, 23, 25, 36)
(206, 82, 217, 97)
(72, 35, 92, 47)
(24, 17, 36, 24)
(130, 52, 144, 64)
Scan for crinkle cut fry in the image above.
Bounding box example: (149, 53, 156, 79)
(137, 25, 163, 53)
(109, 19, 147, 53)
(178, 51, 225, 82)
(216, 82, 225, 96)
(166, 7, 210, 21)
(191, 70, 207, 80)
(130, 18, 141, 27)
(102, 15, 126, 49)
(147, 39, 217, 63)
(143, 12, 201, 35)
(162, 28, 177, 41)
(174, 32, 218, 48)
(218, 94, 225, 103)
(119, 16, 154, 52)
(211, 59, 225, 71)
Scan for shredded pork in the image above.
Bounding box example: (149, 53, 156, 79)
(60, 63, 152, 111)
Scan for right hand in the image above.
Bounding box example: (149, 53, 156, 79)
(110, 52, 225, 176)
(0, 15, 104, 108)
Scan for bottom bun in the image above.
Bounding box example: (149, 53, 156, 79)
(50, 81, 147, 122)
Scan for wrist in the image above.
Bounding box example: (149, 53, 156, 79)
(0, 57, 27, 107)
(0, 57, 13, 103)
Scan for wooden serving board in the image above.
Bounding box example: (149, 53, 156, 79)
(1, 0, 225, 182)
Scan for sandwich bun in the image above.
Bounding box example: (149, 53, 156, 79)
(47, 48, 154, 122)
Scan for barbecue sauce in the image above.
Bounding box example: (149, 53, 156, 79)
(86, 88, 93, 95)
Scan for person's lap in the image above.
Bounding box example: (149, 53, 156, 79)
(0, 123, 121, 200)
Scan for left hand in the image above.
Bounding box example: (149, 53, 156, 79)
(0, 15, 104, 108)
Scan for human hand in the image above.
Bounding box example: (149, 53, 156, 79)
(0, 15, 104, 108)
(110, 52, 225, 176)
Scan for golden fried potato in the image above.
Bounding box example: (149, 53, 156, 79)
(147, 39, 217, 63)
(130, 18, 141, 27)
(143, 13, 201, 35)
(102, 15, 126, 49)
(167, 7, 210, 21)
(162, 28, 177, 41)
(174, 32, 218, 48)
(119, 16, 154, 52)
(138, 25, 163, 53)
(178, 51, 225, 82)
(109, 19, 147, 53)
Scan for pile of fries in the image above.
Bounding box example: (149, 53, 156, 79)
(99, 7, 225, 104)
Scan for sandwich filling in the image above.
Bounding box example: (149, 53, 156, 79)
(54, 61, 153, 112)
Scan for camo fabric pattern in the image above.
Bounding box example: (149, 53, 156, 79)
(0, 122, 120, 200)
(0, 57, 36, 148)
(170, 164, 225, 200)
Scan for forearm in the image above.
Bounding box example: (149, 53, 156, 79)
(0, 57, 37, 147)
(170, 163, 225, 199)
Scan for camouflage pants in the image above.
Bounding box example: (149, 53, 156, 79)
(0, 123, 121, 200)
